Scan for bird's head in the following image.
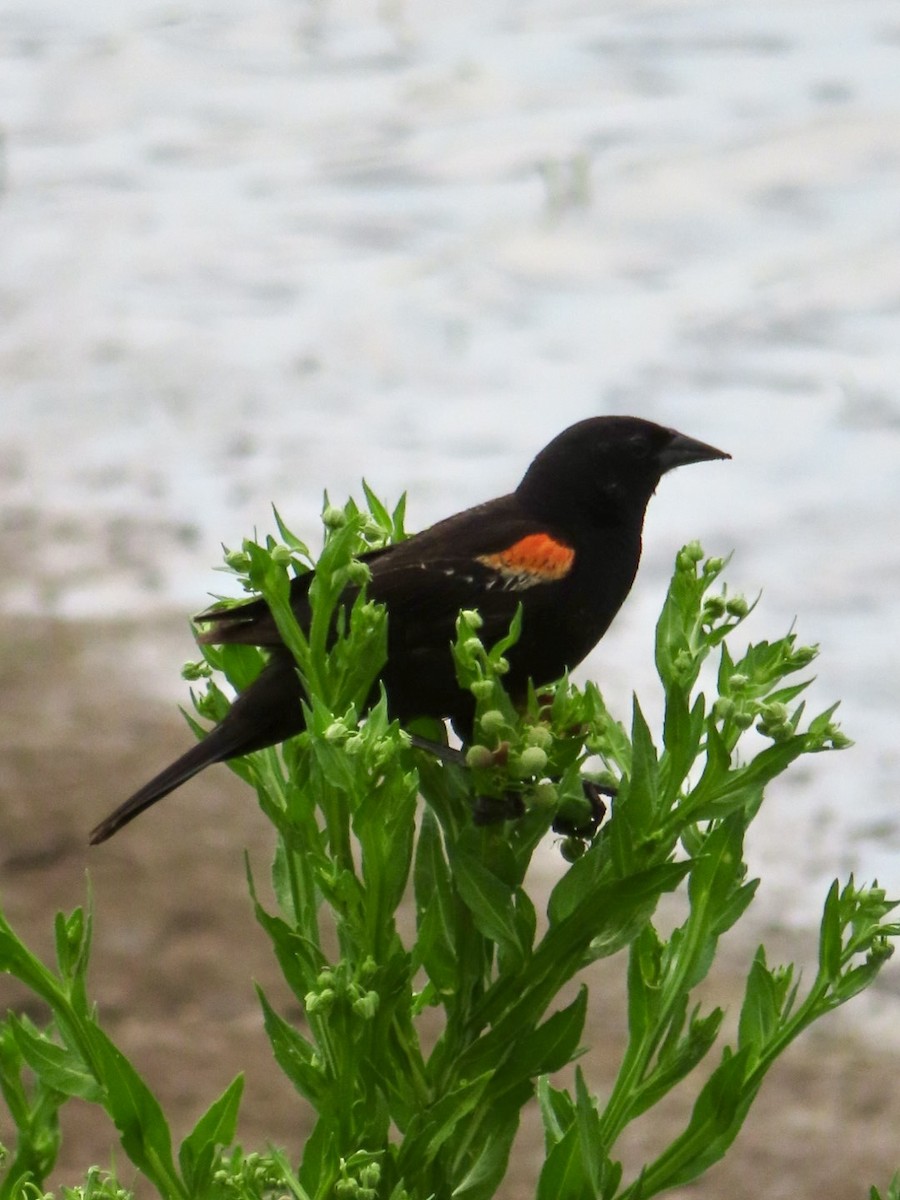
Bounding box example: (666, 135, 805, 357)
(515, 416, 730, 528)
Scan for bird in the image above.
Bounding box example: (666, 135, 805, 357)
(89, 416, 729, 844)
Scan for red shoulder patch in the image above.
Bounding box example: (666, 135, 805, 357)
(477, 533, 575, 588)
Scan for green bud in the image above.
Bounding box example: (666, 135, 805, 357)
(466, 744, 495, 770)
(704, 555, 725, 574)
(725, 595, 749, 618)
(677, 541, 704, 570)
(530, 782, 558, 810)
(712, 697, 736, 722)
(334, 1180, 358, 1198)
(518, 746, 548, 775)
(323, 721, 349, 743)
(729, 673, 750, 690)
(344, 734, 365, 756)
(460, 609, 484, 630)
(757, 719, 792, 742)
(702, 595, 726, 621)
(526, 724, 553, 749)
(271, 543, 293, 566)
(181, 660, 212, 681)
(470, 680, 496, 700)
(673, 649, 695, 681)
(494, 655, 510, 675)
(479, 709, 508, 736)
(463, 636, 485, 657)
(733, 709, 755, 730)
(224, 548, 251, 572)
(305, 988, 335, 1014)
(560, 836, 587, 863)
(352, 991, 380, 1020)
(360, 1163, 382, 1188)
(346, 559, 372, 586)
(789, 644, 818, 668)
(322, 504, 346, 529)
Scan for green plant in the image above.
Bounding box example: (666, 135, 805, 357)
(1, 492, 897, 1200)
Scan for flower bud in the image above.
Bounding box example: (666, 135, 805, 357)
(322, 504, 346, 529)
(530, 782, 558, 810)
(702, 595, 726, 621)
(346, 559, 372, 586)
(470, 680, 495, 700)
(224, 548, 251, 572)
(560, 836, 587, 863)
(360, 1163, 382, 1188)
(352, 991, 380, 1020)
(466, 744, 495, 770)
(526, 724, 553, 749)
(518, 746, 548, 776)
(305, 988, 335, 1014)
(789, 644, 818, 668)
(677, 541, 704, 570)
(181, 660, 212, 681)
(479, 709, 508, 736)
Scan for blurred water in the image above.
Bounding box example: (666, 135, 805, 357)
(1, 0, 899, 927)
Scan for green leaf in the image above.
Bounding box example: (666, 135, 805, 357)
(9, 1016, 102, 1103)
(82, 1024, 183, 1196)
(450, 847, 526, 967)
(536, 1077, 576, 1151)
(398, 1074, 493, 1171)
(819, 880, 843, 983)
(257, 989, 324, 1106)
(450, 1107, 520, 1200)
(574, 1068, 604, 1194)
(737, 948, 785, 1055)
(178, 1074, 244, 1193)
(536, 1120, 595, 1200)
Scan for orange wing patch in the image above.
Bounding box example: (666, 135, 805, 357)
(478, 533, 575, 589)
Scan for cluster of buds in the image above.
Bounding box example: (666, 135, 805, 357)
(334, 1158, 382, 1200)
(305, 958, 380, 1022)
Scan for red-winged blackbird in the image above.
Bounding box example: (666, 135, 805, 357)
(89, 416, 728, 844)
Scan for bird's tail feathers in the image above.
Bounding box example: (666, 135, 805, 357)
(88, 723, 243, 845)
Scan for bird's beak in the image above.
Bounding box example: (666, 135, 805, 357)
(659, 431, 731, 472)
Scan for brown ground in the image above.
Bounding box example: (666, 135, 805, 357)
(1, 615, 898, 1198)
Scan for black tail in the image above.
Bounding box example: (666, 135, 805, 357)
(90, 652, 305, 844)
(88, 722, 245, 844)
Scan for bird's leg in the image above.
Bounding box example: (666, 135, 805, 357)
(408, 732, 612, 836)
(551, 780, 615, 839)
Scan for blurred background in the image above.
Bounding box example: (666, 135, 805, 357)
(1, 1, 899, 1195)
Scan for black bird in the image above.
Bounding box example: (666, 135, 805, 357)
(89, 416, 729, 844)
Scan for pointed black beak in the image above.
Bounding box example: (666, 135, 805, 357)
(659, 430, 731, 473)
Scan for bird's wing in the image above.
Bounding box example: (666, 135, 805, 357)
(194, 543, 394, 646)
(195, 497, 577, 653)
(368, 500, 577, 651)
